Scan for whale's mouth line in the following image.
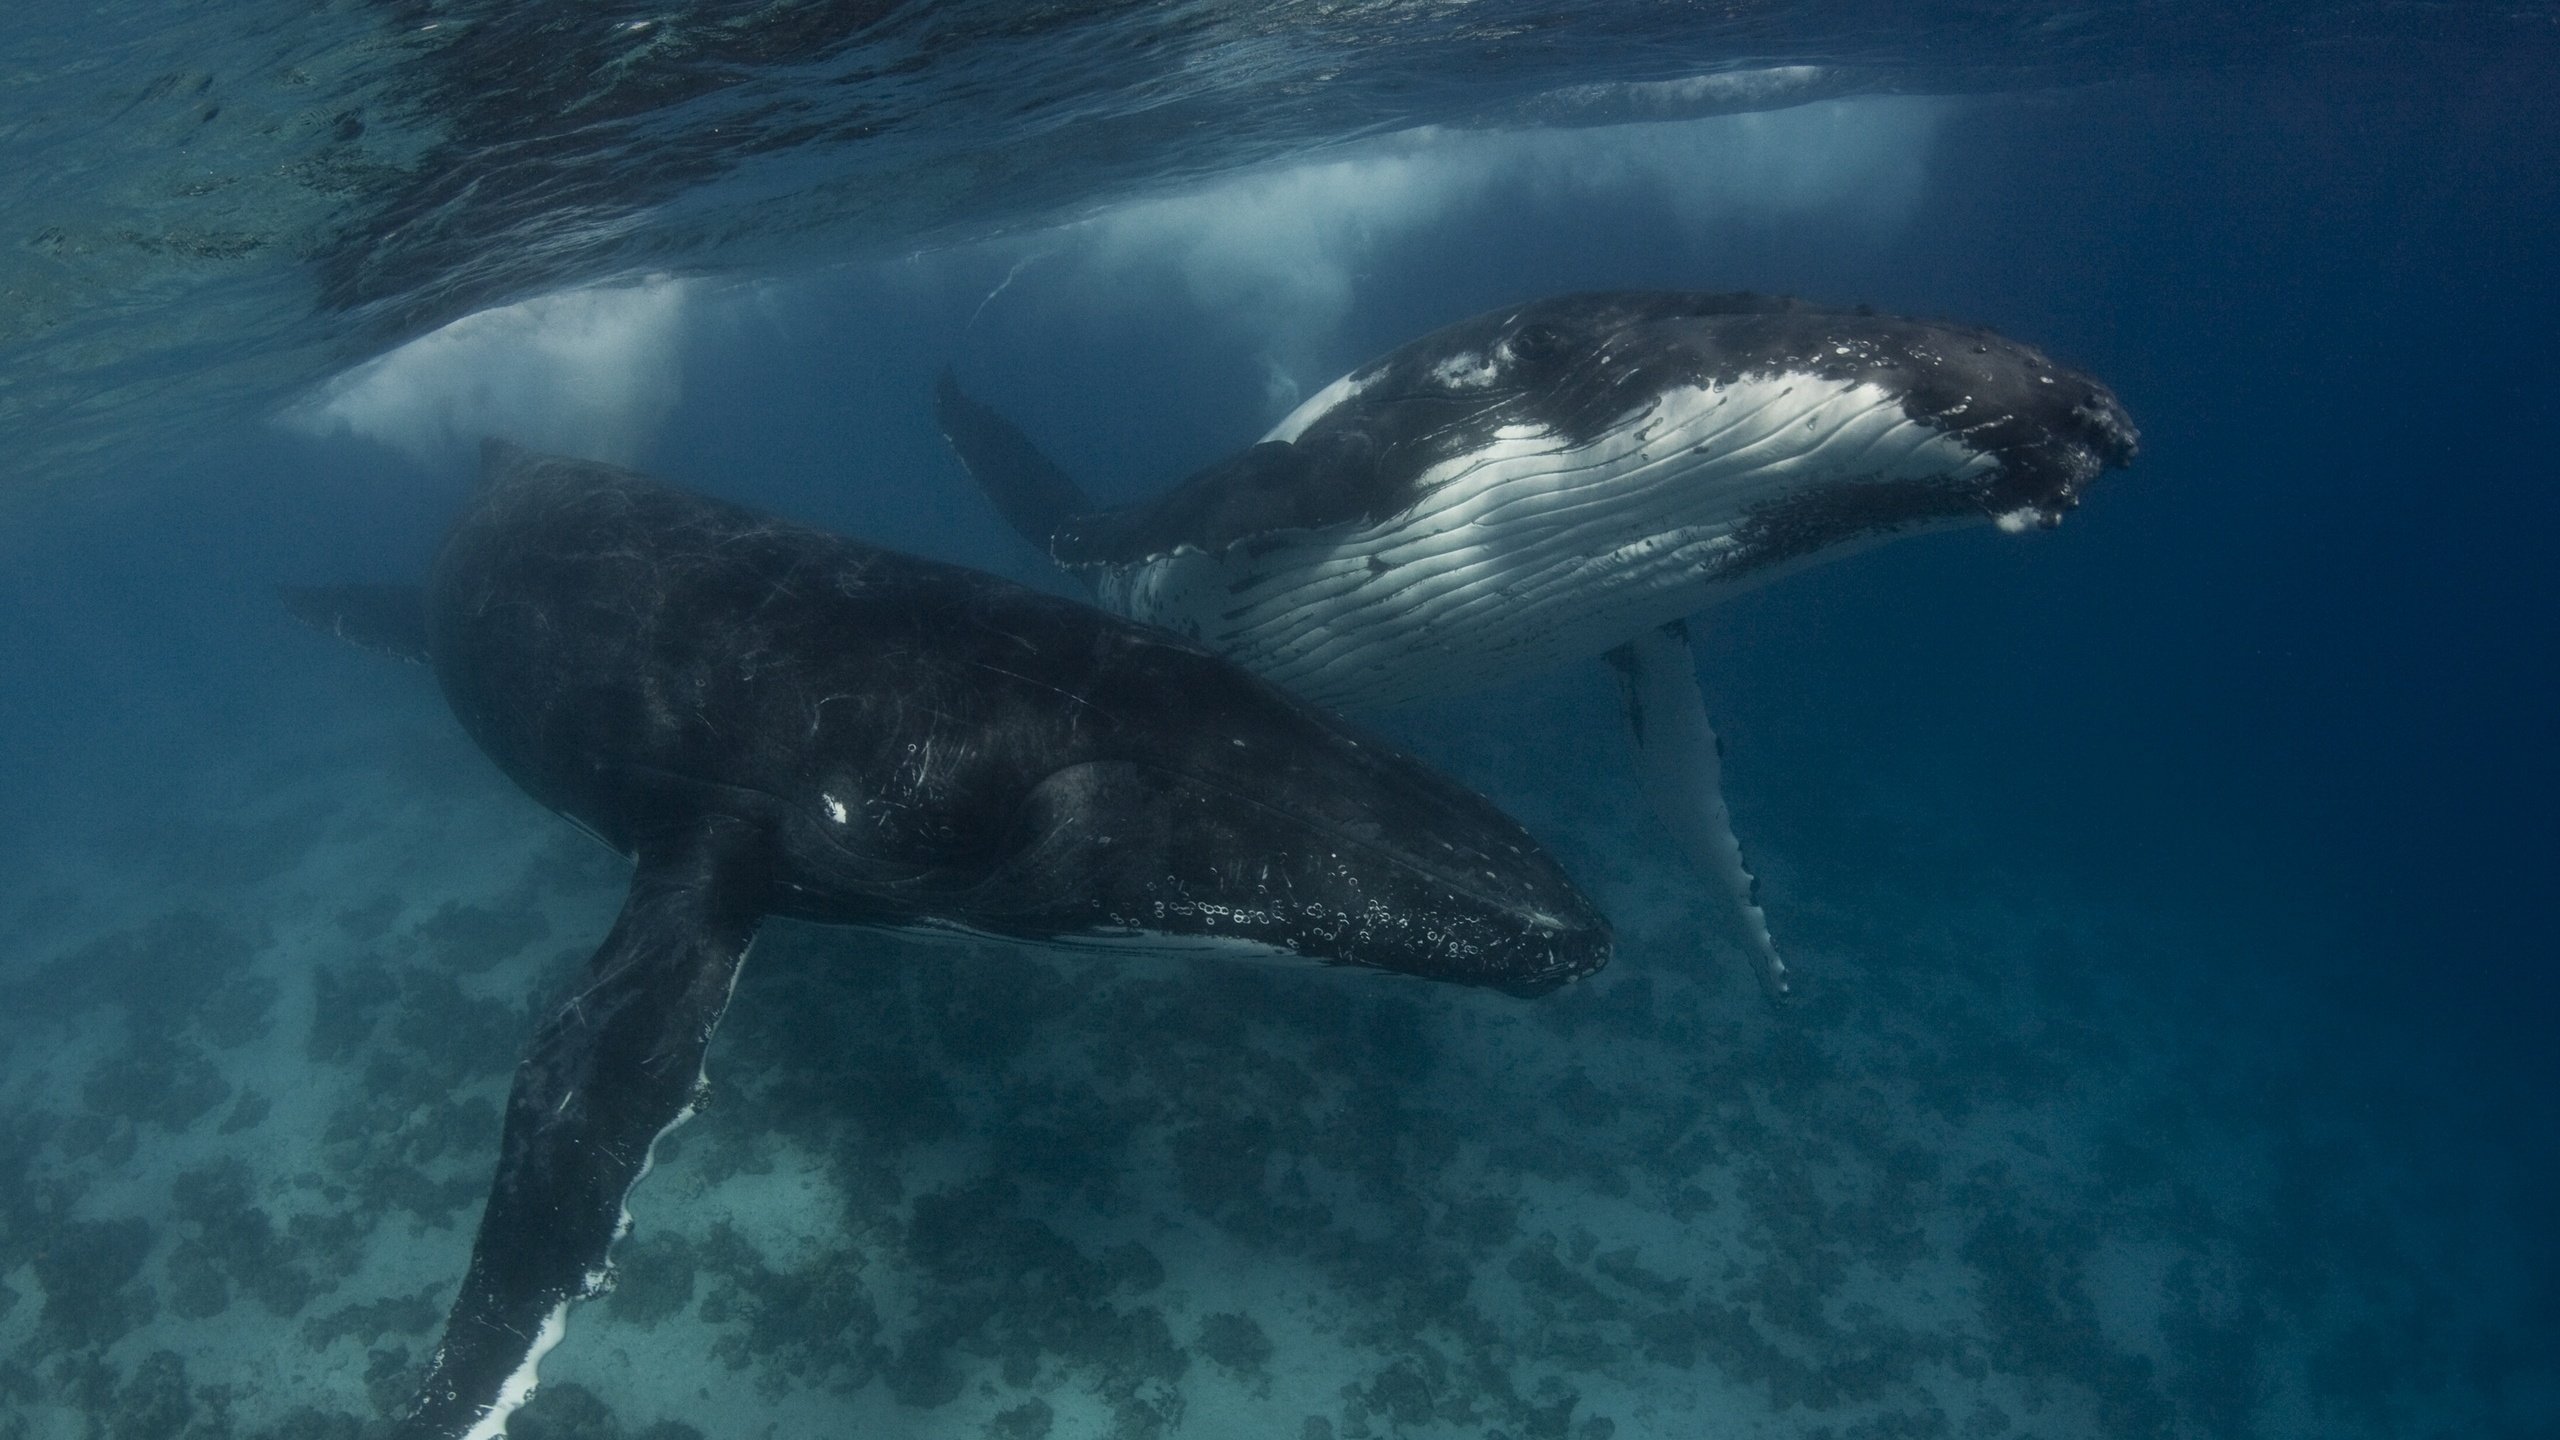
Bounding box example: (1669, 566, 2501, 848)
(1103, 757, 1590, 937)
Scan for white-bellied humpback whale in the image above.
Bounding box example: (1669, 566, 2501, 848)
(937, 291, 2138, 999)
(285, 441, 1608, 1439)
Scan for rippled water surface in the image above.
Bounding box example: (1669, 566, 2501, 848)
(2, 0, 2549, 491)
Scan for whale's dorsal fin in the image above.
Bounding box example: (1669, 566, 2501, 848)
(280, 583, 431, 664)
(1606, 621, 1791, 1003)
(399, 816, 767, 1440)
(933, 370, 1099, 561)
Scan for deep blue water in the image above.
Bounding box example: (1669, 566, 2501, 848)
(1, 8, 2555, 1438)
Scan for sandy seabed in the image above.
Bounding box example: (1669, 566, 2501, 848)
(0, 665, 2547, 1440)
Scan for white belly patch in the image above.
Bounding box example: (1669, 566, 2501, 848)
(1092, 373, 1993, 710)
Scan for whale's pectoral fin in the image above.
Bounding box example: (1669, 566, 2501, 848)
(932, 369, 1098, 559)
(397, 818, 767, 1440)
(279, 582, 431, 664)
(1605, 622, 1791, 1002)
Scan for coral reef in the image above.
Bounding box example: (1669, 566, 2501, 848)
(0, 735, 2536, 1439)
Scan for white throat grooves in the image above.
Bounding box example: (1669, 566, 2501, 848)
(1101, 373, 1994, 712)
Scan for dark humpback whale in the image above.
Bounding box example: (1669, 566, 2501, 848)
(286, 441, 1608, 1439)
(937, 291, 2138, 998)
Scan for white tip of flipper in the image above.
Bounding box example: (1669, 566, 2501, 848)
(1742, 906, 1792, 1003)
(456, 1303, 569, 1440)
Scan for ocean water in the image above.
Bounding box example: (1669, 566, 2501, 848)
(2, 5, 2556, 1439)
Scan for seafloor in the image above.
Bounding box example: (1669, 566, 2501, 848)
(0, 654, 2539, 1440)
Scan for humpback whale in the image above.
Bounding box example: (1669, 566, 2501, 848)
(937, 291, 2138, 998)
(287, 442, 1607, 1439)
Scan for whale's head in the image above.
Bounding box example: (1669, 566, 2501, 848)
(974, 630, 1613, 997)
(1260, 291, 2139, 584)
(969, 737, 1614, 997)
(779, 596, 1613, 998)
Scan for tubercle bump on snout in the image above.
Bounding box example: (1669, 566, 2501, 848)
(2069, 394, 2141, 469)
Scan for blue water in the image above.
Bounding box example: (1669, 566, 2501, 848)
(1, 7, 2555, 1438)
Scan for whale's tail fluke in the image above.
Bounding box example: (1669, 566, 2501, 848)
(933, 370, 1097, 561)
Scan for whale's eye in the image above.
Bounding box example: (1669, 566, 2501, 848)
(1508, 323, 1566, 362)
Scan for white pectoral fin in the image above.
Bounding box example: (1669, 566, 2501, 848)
(1607, 622, 1791, 1001)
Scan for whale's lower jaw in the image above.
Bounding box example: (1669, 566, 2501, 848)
(1088, 373, 2001, 712)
